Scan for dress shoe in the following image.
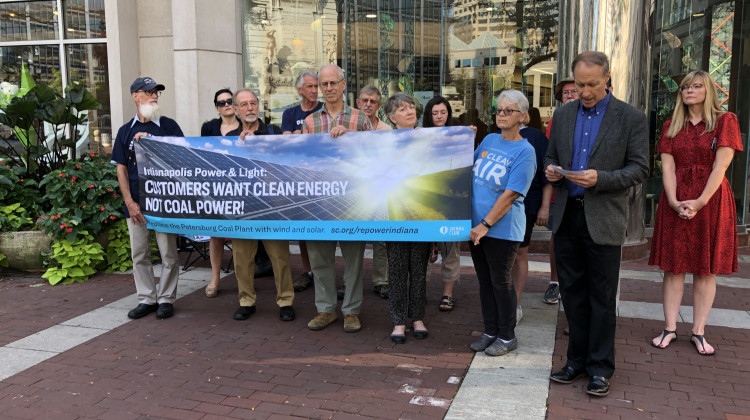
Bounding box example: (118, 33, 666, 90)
(293, 272, 313, 291)
(484, 337, 517, 356)
(586, 376, 610, 397)
(413, 329, 429, 339)
(390, 334, 406, 344)
(550, 365, 587, 384)
(279, 306, 296, 321)
(234, 305, 256, 320)
(127, 303, 158, 319)
(308, 312, 337, 330)
(156, 303, 174, 319)
(343, 314, 361, 332)
(470, 334, 496, 352)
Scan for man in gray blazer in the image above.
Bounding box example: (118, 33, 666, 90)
(544, 51, 649, 397)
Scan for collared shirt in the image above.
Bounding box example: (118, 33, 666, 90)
(130, 113, 161, 128)
(569, 91, 611, 197)
(302, 104, 373, 134)
(374, 117, 392, 131)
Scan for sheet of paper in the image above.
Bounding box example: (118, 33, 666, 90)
(552, 166, 586, 176)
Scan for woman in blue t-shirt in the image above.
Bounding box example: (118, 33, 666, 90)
(468, 89, 536, 357)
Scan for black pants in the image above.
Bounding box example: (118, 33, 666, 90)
(386, 242, 431, 325)
(555, 200, 621, 378)
(469, 236, 519, 341)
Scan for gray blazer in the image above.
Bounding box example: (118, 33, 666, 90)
(544, 96, 649, 246)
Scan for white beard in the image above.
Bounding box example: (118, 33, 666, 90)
(139, 102, 161, 121)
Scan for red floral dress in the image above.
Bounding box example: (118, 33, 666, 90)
(649, 112, 742, 275)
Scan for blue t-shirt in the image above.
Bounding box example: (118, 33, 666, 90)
(111, 116, 184, 218)
(281, 102, 323, 133)
(472, 133, 536, 242)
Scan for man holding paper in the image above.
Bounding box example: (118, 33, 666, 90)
(544, 52, 648, 397)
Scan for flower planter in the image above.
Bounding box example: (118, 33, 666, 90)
(0, 231, 53, 272)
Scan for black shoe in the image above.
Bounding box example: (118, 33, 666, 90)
(586, 376, 610, 397)
(390, 334, 406, 344)
(254, 262, 273, 278)
(413, 329, 429, 339)
(127, 303, 158, 319)
(469, 334, 496, 352)
(337, 285, 345, 300)
(374, 284, 389, 299)
(279, 306, 296, 321)
(156, 303, 174, 319)
(550, 365, 587, 384)
(234, 305, 256, 320)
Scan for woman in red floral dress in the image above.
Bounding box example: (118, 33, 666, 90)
(649, 70, 742, 356)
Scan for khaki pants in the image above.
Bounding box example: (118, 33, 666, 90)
(127, 219, 179, 304)
(372, 241, 388, 286)
(307, 240, 365, 315)
(233, 239, 294, 307)
(438, 242, 461, 283)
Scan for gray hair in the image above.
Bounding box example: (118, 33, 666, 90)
(318, 65, 345, 81)
(295, 70, 318, 89)
(572, 51, 610, 76)
(497, 90, 529, 114)
(234, 88, 258, 104)
(358, 85, 382, 101)
(383, 92, 416, 119)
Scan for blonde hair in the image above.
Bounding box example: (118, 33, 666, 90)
(666, 70, 722, 138)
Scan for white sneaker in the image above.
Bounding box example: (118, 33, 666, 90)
(516, 305, 523, 326)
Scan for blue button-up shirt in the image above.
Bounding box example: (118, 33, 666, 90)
(569, 91, 611, 197)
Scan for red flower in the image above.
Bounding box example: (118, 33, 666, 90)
(106, 188, 112, 192)
(57, 213, 61, 218)
(82, 205, 86, 209)
(19, 179, 23, 182)
(88, 184, 94, 188)
(71, 176, 77, 182)
(59, 173, 66, 177)
(76, 164, 82, 169)
(109, 216, 116, 220)
(38, 216, 42, 219)
(100, 205, 105, 211)
(66, 228, 73, 233)
(113, 193, 118, 198)
(59, 224, 66, 229)
(90, 152, 95, 157)
(104, 220, 108, 224)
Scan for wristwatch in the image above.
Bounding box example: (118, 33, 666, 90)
(480, 219, 492, 228)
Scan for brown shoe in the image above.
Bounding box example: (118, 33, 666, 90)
(293, 272, 313, 292)
(343, 314, 361, 333)
(308, 312, 337, 330)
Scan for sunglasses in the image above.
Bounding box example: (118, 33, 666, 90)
(496, 108, 522, 116)
(216, 98, 233, 107)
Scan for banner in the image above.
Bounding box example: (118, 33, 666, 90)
(135, 126, 474, 241)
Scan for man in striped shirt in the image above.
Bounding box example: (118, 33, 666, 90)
(302, 64, 372, 333)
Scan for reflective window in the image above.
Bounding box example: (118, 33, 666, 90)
(0, 1, 59, 42)
(63, 0, 106, 39)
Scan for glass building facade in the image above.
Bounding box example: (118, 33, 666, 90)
(1, 0, 748, 228)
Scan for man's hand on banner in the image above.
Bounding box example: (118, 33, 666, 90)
(240, 129, 255, 140)
(330, 126, 350, 138)
(134, 132, 149, 142)
(126, 200, 147, 226)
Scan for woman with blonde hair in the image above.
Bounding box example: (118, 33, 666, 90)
(649, 70, 742, 355)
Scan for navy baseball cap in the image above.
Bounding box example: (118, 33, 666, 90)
(130, 77, 165, 94)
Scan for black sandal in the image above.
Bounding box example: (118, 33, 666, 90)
(650, 329, 677, 349)
(691, 334, 716, 356)
(439, 295, 456, 312)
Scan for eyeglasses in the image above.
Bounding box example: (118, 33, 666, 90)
(320, 79, 344, 88)
(562, 89, 578, 96)
(215, 99, 233, 107)
(680, 83, 704, 92)
(358, 98, 380, 105)
(139, 89, 161, 97)
(496, 108, 522, 116)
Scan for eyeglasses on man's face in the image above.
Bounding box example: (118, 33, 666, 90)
(496, 108, 522, 116)
(139, 88, 161, 97)
(320, 79, 344, 88)
(680, 83, 704, 92)
(562, 89, 578, 96)
(216, 99, 233, 107)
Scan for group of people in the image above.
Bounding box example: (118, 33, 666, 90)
(111, 50, 742, 398)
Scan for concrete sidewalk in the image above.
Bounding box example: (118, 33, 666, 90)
(0, 247, 749, 419)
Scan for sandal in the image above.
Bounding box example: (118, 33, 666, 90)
(650, 329, 677, 349)
(691, 334, 716, 356)
(205, 285, 218, 298)
(439, 295, 456, 312)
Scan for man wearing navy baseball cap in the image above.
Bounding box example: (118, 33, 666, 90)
(112, 76, 184, 320)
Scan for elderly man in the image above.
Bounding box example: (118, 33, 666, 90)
(282, 69, 322, 293)
(113, 77, 183, 320)
(542, 76, 579, 306)
(352, 85, 391, 299)
(232, 89, 295, 322)
(302, 65, 372, 332)
(545, 51, 648, 397)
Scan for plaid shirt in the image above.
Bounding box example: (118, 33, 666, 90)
(302, 104, 372, 134)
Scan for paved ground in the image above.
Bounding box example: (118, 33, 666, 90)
(0, 244, 748, 419)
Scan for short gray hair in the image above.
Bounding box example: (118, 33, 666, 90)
(318, 65, 345, 81)
(383, 92, 416, 119)
(572, 51, 610, 76)
(295, 70, 318, 89)
(358, 85, 382, 101)
(497, 89, 529, 114)
(234, 88, 258, 104)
